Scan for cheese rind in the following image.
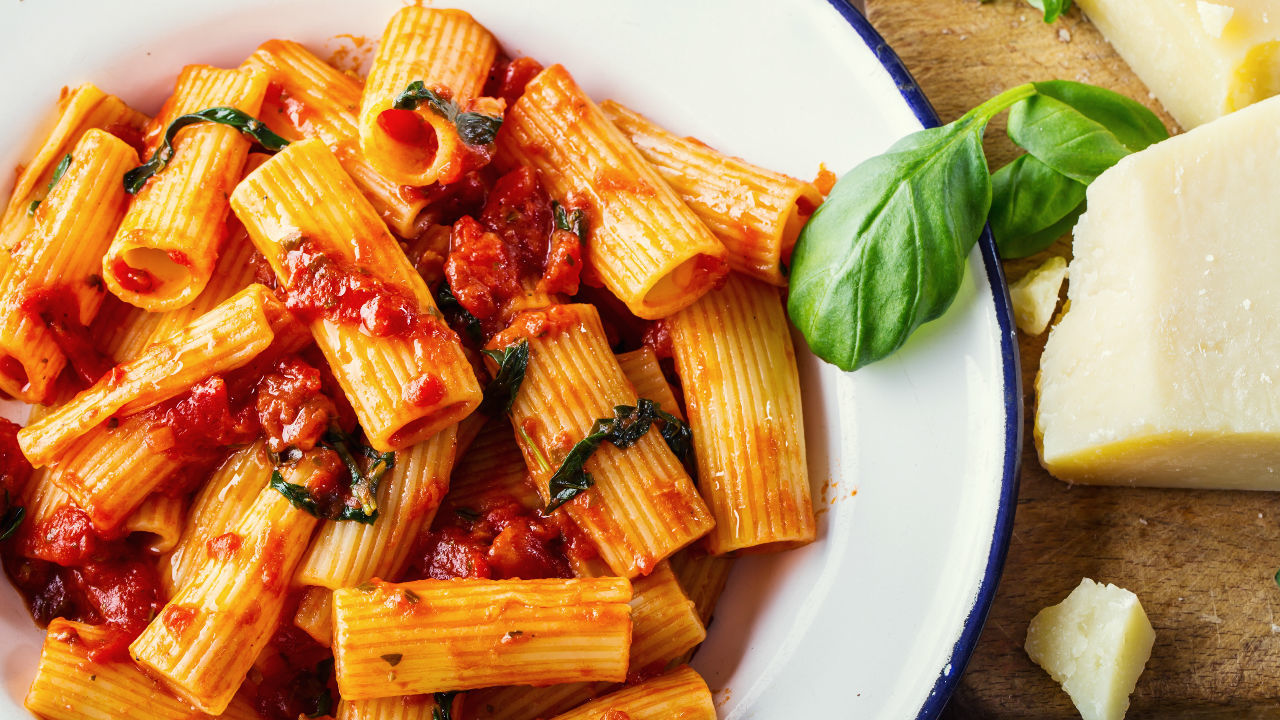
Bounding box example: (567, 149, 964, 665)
(1025, 578, 1155, 720)
(1036, 95, 1280, 490)
(1077, 0, 1280, 128)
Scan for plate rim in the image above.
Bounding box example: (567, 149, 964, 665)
(821, 2, 1025, 716)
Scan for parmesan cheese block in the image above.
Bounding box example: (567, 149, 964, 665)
(1025, 579, 1155, 720)
(1076, 0, 1280, 128)
(1036, 95, 1280, 489)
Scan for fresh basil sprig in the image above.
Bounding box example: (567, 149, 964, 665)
(0, 490, 24, 541)
(480, 339, 529, 415)
(124, 107, 290, 194)
(787, 80, 1166, 370)
(435, 281, 483, 344)
(433, 691, 459, 720)
(546, 399, 693, 513)
(393, 80, 503, 147)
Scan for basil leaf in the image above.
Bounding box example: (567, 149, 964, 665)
(1007, 81, 1168, 184)
(27, 153, 73, 215)
(125, 107, 290, 194)
(321, 425, 393, 524)
(433, 691, 459, 720)
(393, 80, 503, 147)
(270, 470, 320, 516)
(1027, 0, 1071, 23)
(989, 154, 1087, 258)
(480, 339, 529, 415)
(545, 399, 694, 512)
(787, 114, 995, 371)
(0, 490, 25, 541)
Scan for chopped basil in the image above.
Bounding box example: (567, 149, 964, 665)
(392, 80, 503, 146)
(380, 653, 403, 667)
(432, 691, 460, 720)
(304, 658, 335, 719)
(546, 399, 694, 512)
(27, 153, 73, 215)
(0, 490, 25, 541)
(480, 339, 529, 415)
(269, 470, 320, 516)
(268, 426, 394, 524)
(455, 507, 481, 523)
(552, 201, 587, 242)
(435, 280, 483, 344)
(402, 588, 421, 604)
(124, 107, 290, 194)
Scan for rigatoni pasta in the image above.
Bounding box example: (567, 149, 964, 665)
(601, 100, 822, 287)
(104, 64, 268, 310)
(358, 7, 500, 186)
(230, 138, 481, 451)
(496, 64, 728, 319)
(543, 666, 716, 720)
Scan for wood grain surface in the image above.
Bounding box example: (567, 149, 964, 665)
(863, 1, 1280, 717)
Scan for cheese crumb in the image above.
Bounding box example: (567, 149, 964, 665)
(1025, 579, 1155, 720)
(1196, 1, 1235, 38)
(1009, 256, 1068, 336)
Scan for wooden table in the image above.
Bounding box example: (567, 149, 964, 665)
(862, 1, 1280, 717)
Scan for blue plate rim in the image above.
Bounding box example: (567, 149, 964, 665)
(820, 1, 1025, 717)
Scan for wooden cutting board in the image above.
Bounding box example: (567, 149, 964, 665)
(863, 1, 1280, 717)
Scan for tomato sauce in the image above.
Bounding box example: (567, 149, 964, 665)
(0, 418, 32, 499)
(249, 623, 337, 720)
(108, 258, 157, 294)
(18, 286, 113, 388)
(485, 55, 545, 107)
(407, 496, 575, 581)
(444, 166, 584, 337)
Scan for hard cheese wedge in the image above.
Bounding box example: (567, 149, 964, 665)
(1075, 0, 1280, 128)
(1025, 579, 1155, 720)
(1080, 0, 1280, 128)
(1037, 95, 1280, 489)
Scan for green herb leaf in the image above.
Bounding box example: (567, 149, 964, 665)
(480, 339, 529, 415)
(392, 80, 503, 147)
(304, 658, 335, 718)
(321, 425, 394, 524)
(269, 470, 320, 516)
(0, 490, 25, 541)
(546, 399, 694, 512)
(455, 507, 481, 522)
(552, 201, 587, 242)
(1027, 0, 1071, 23)
(433, 691, 459, 720)
(381, 653, 403, 667)
(787, 88, 1025, 371)
(989, 154, 1087, 258)
(402, 588, 420, 604)
(27, 153, 73, 215)
(1006, 80, 1168, 184)
(125, 107, 290, 194)
(435, 281, 483, 344)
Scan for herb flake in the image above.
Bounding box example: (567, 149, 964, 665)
(380, 653, 403, 667)
(0, 490, 25, 541)
(432, 691, 459, 720)
(480, 339, 529, 415)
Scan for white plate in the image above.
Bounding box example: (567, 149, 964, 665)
(0, 1, 1021, 717)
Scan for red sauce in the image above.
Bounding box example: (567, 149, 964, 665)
(641, 320, 674, 360)
(250, 623, 337, 720)
(108, 259, 157, 294)
(813, 165, 837, 196)
(18, 286, 112, 388)
(254, 355, 337, 453)
(404, 372, 445, 407)
(409, 168, 491, 227)
(279, 236, 452, 348)
(377, 108, 439, 153)
(485, 55, 545, 106)
(0, 418, 33, 499)
(140, 376, 257, 466)
(487, 304, 583, 349)
(26, 505, 100, 567)
(205, 532, 243, 561)
(444, 166, 584, 335)
(167, 249, 192, 268)
(161, 604, 198, 636)
(260, 532, 286, 592)
(407, 496, 574, 581)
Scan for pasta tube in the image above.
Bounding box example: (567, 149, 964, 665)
(18, 284, 280, 467)
(544, 666, 715, 720)
(122, 493, 186, 555)
(601, 101, 822, 286)
(335, 696, 445, 720)
(332, 577, 632, 699)
(130, 453, 332, 714)
(358, 7, 499, 186)
(231, 138, 481, 451)
(104, 65, 268, 310)
(246, 39, 428, 238)
(496, 65, 727, 319)
(0, 129, 137, 403)
(669, 273, 816, 554)
(496, 304, 713, 578)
